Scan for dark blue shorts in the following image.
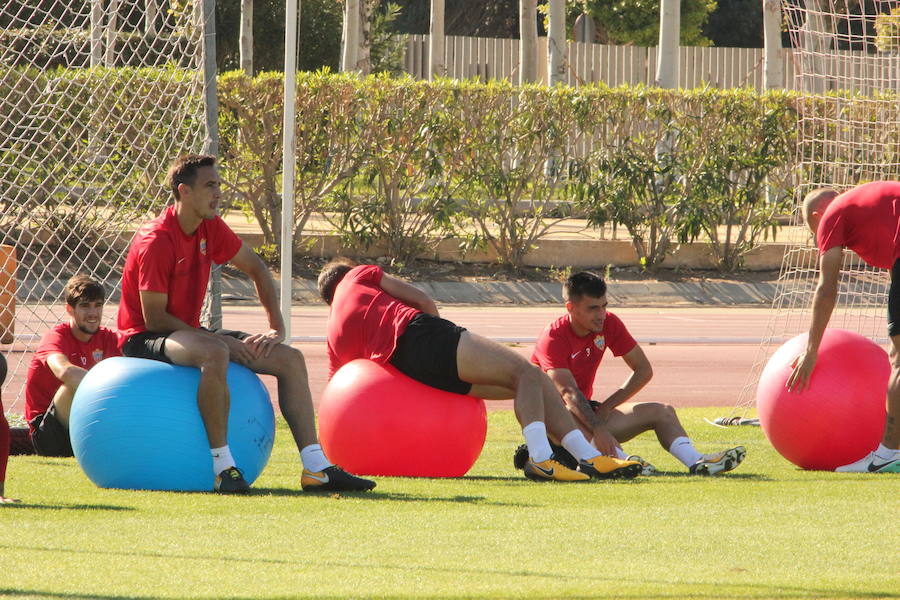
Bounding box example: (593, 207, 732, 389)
(30, 403, 73, 457)
(122, 329, 249, 363)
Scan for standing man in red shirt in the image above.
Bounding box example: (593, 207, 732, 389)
(789, 182, 900, 472)
(118, 154, 374, 494)
(318, 259, 643, 482)
(25, 274, 120, 457)
(1, 351, 20, 503)
(528, 271, 746, 476)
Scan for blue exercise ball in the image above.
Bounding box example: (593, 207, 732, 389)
(70, 357, 275, 491)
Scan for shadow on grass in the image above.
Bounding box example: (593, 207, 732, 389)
(251, 487, 536, 506)
(0, 502, 134, 511)
(650, 471, 773, 481)
(0, 590, 145, 600)
(3, 570, 899, 600)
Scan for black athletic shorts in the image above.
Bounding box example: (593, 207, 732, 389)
(890, 259, 900, 338)
(390, 313, 472, 395)
(122, 328, 249, 363)
(30, 403, 73, 457)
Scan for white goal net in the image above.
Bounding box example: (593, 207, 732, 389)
(0, 0, 211, 419)
(729, 0, 900, 421)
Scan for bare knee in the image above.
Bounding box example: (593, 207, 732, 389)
(197, 338, 229, 373)
(510, 362, 544, 391)
(642, 402, 678, 425)
(260, 344, 309, 381)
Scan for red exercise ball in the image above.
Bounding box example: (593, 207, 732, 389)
(756, 328, 888, 471)
(318, 359, 487, 477)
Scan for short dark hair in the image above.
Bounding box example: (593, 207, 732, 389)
(318, 257, 357, 305)
(564, 271, 607, 302)
(64, 274, 106, 307)
(167, 154, 216, 201)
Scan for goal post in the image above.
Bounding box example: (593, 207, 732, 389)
(0, 0, 214, 418)
(728, 1, 900, 422)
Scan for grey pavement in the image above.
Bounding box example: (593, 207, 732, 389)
(234, 275, 779, 307)
(16, 273, 778, 308)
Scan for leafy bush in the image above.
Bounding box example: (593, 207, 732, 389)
(571, 85, 688, 270)
(449, 80, 579, 268)
(325, 76, 463, 267)
(674, 88, 796, 271)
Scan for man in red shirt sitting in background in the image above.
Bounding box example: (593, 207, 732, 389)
(789, 182, 900, 472)
(525, 271, 746, 476)
(25, 274, 119, 457)
(118, 154, 373, 494)
(318, 259, 643, 482)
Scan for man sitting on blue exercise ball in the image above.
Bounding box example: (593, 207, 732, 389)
(117, 153, 374, 494)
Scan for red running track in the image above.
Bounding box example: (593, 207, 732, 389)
(1, 304, 781, 415)
(229, 305, 777, 411)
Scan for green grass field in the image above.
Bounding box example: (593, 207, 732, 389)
(2, 407, 899, 600)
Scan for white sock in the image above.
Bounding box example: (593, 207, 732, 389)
(300, 444, 332, 473)
(614, 446, 629, 460)
(874, 443, 900, 461)
(211, 445, 236, 475)
(522, 422, 553, 463)
(561, 429, 601, 461)
(668, 436, 704, 467)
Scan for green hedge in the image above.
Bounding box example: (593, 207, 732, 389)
(1, 67, 834, 272)
(219, 72, 801, 271)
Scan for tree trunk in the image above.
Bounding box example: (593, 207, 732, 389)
(90, 0, 103, 66)
(519, 0, 538, 84)
(429, 0, 445, 80)
(763, 0, 783, 89)
(145, 0, 158, 36)
(341, 0, 360, 72)
(655, 0, 679, 89)
(240, 0, 253, 74)
(547, 0, 566, 86)
(105, 0, 120, 66)
(573, 13, 595, 44)
(357, 0, 374, 75)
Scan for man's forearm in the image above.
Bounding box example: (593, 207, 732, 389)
(57, 364, 88, 389)
(807, 282, 837, 353)
(601, 367, 652, 411)
(565, 389, 606, 429)
(250, 267, 285, 333)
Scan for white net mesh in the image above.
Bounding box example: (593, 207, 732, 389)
(730, 1, 900, 420)
(0, 0, 208, 419)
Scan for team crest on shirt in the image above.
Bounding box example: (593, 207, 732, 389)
(92, 349, 104, 363)
(200, 238, 207, 255)
(593, 335, 606, 351)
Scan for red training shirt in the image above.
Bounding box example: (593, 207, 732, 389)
(117, 205, 243, 342)
(531, 312, 637, 400)
(817, 180, 900, 269)
(326, 265, 421, 379)
(25, 322, 120, 424)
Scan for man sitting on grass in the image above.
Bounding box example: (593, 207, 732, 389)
(118, 154, 374, 494)
(25, 274, 120, 457)
(318, 258, 643, 482)
(518, 271, 745, 476)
